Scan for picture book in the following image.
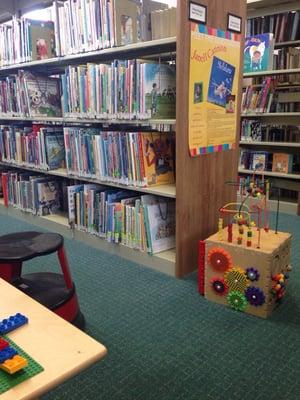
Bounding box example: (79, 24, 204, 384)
(272, 153, 293, 174)
(44, 130, 65, 169)
(244, 33, 274, 73)
(145, 200, 175, 254)
(114, 0, 141, 46)
(251, 152, 268, 171)
(143, 62, 176, 118)
(207, 57, 235, 108)
(22, 71, 62, 117)
(141, 132, 175, 186)
(37, 180, 61, 216)
(27, 19, 56, 61)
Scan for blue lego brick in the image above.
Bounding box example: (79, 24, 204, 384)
(0, 313, 28, 335)
(0, 347, 18, 364)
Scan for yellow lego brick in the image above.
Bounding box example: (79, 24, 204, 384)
(0, 355, 28, 374)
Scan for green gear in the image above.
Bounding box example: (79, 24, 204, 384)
(227, 291, 248, 312)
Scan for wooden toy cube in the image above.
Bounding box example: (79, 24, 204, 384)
(204, 225, 292, 318)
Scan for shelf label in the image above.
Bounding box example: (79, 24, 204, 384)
(227, 13, 242, 34)
(189, 2, 207, 24)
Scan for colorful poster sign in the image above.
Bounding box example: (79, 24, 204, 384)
(188, 23, 241, 157)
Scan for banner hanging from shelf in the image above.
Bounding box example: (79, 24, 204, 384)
(188, 23, 241, 157)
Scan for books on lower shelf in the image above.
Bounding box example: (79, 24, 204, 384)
(242, 77, 277, 113)
(239, 149, 299, 175)
(62, 60, 176, 120)
(0, 125, 65, 170)
(64, 128, 175, 187)
(67, 184, 175, 254)
(0, 170, 65, 215)
(241, 120, 300, 143)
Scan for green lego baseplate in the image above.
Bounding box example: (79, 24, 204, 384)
(0, 335, 44, 394)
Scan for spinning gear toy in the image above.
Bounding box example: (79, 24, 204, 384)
(225, 267, 249, 292)
(246, 267, 260, 282)
(245, 287, 265, 306)
(227, 291, 248, 311)
(211, 278, 228, 296)
(207, 248, 232, 272)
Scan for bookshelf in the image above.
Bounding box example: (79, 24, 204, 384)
(0, 0, 247, 277)
(240, 0, 300, 215)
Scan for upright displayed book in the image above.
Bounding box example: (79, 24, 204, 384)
(272, 153, 293, 174)
(142, 62, 176, 119)
(114, 0, 141, 46)
(244, 33, 274, 73)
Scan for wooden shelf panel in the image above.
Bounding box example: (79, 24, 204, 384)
(274, 40, 300, 49)
(238, 168, 300, 179)
(0, 161, 176, 198)
(244, 68, 300, 78)
(0, 201, 176, 276)
(0, 37, 177, 75)
(241, 112, 300, 118)
(240, 141, 300, 148)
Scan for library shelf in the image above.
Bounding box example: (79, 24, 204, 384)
(239, 141, 300, 148)
(243, 68, 300, 78)
(236, 193, 297, 215)
(0, 115, 176, 127)
(0, 161, 176, 199)
(241, 112, 300, 118)
(0, 198, 176, 277)
(238, 168, 300, 180)
(274, 40, 300, 49)
(0, 37, 177, 76)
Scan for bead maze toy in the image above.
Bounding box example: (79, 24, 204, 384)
(0, 313, 44, 394)
(198, 173, 292, 318)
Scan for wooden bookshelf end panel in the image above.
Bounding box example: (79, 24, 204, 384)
(176, 0, 246, 277)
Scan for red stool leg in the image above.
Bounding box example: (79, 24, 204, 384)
(0, 262, 22, 282)
(57, 247, 73, 289)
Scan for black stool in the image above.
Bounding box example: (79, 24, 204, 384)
(0, 231, 85, 330)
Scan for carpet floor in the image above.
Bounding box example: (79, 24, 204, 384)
(0, 211, 299, 400)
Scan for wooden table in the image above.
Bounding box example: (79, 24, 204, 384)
(0, 278, 107, 400)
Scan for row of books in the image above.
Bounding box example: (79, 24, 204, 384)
(273, 47, 300, 71)
(246, 11, 300, 42)
(0, 0, 175, 66)
(1, 170, 64, 216)
(273, 102, 300, 113)
(64, 128, 174, 187)
(62, 60, 176, 120)
(239, 150, 294, 174)
(67, 185, 175, 254)
(0, 124, 175, 188)
(0, 71, 61, 118)
(0, 60, 176, 120)
(0, 169, 176, 254)
(241, 120, 300, 143)
(241, 78, 277, 113)
(151, 7, 176, 40)
(0, 125, 65, 170)
(0, 18, 55, 66)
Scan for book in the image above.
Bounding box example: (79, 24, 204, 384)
(37, 180, 61, 216)
(142, 132, 175, 186)
(244, 33, 274, 73)
(207, 57, 235, 108)
(27, 19, 56, 61)
(142, 62, 176, 118)
(251, 152, 268, 171)
(141, 0, 168, 41)
(114, 0, 141, 46)
(44, 129, 65, 169)
(22, 71, 62, 117)
(272, 153, 293, 174)
(145, 199, 175, 254)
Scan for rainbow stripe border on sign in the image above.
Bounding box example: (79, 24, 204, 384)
(190, 143, 236, 157)
(191, 23, 241, 41)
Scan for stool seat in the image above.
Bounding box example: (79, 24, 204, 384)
(0, 232, 63, 263)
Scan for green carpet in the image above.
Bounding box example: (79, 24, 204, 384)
(0, 211, 299, 400)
